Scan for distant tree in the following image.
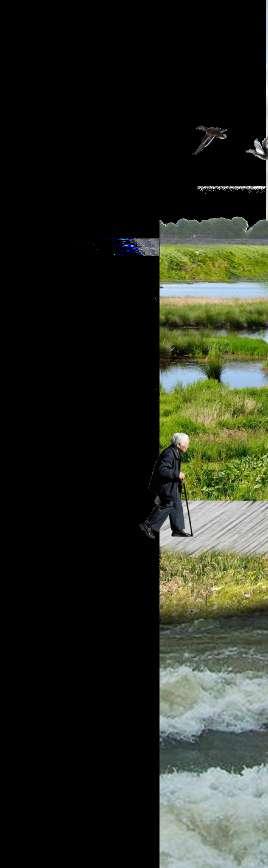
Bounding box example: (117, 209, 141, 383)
(188, 220, 201, 237)
(161, 219, 203, 240)
(160, 217, 268, 243)
(175, 219, 201, 237)
(174, 219, 191, 237)
(193, 219, 225, 237)
(205, 218, 238, 238)
(232, 217, 248, 234)
(247, 220, 268, 239)
(161, 221, 181, 240)
(159, 222, 172, 239)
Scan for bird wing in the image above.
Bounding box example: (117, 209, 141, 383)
(193, 135, 215, 155)
(254, 138, 264, 155)
(262, 137, 268, 153)
(196, 126, 207, 131)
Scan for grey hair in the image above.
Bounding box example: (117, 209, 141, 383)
(172, 432, 189, 448)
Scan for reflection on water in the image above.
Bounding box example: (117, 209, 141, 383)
(175, 328, 268, 342)
(160, 282, 268, 298)
(242, 329, 268, 342)
(160, 360, 268, 390)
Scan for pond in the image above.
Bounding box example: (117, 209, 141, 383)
(160, 282, 268, 298)
(235, 329, 268, 341)
(160, 613, 268, 868)
(174, 328, 268, 342)
(160, 360, 268, 390)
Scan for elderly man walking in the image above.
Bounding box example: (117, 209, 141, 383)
(139, 433, 190, 540)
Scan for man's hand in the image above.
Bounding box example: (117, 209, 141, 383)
(179, 472, 185, 481)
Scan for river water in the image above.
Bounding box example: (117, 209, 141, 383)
(160, 613, 268, 867)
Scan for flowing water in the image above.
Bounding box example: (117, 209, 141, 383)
(160, 614, 268, 867)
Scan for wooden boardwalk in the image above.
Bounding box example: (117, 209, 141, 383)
(160, 500, 268, 555)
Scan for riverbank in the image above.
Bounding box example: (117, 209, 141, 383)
(160, 380, 268, 499)
(160, 550, 268, 623)
(160, 328, 268, 360)
(160, 299, 268, 329)
(160, 245, 268, 282)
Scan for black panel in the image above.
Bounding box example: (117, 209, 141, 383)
(159, 2, 266, 223)
(62, 5, 266, 867)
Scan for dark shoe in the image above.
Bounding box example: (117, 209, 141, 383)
(171, 530, 190, 537)
(139, 523, 156, 540)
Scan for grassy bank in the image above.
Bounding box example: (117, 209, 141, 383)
(160, 550, 268, 623)
(160, 299, 268, 330)
(160, 380, 268, 499)
(160, 245, 268, 282)
(160, 328, 268, 360)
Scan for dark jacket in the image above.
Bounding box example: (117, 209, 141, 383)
(155, 445, 182, 503)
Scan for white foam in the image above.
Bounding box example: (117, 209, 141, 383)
(160, 765, 268, 867)
(160, 666, 268, 739)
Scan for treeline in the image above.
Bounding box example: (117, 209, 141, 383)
(160, 218, 268, 243)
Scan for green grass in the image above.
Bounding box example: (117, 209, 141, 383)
(160, 300, 268, 330)
(160, 328, 268, 360)
(160, 550, 268, 623)
(160, 245, 268, 282)
(160, 380, 268, 499)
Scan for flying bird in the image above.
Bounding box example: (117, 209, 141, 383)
(245, 138, 268, 160)
(193, 126, 228, 156)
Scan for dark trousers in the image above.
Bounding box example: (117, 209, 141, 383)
(145, 497, 185, 533)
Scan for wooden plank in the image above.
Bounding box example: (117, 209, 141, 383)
(160, 501, 268, 555)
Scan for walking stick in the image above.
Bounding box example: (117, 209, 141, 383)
(183, 482, 194, 536)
